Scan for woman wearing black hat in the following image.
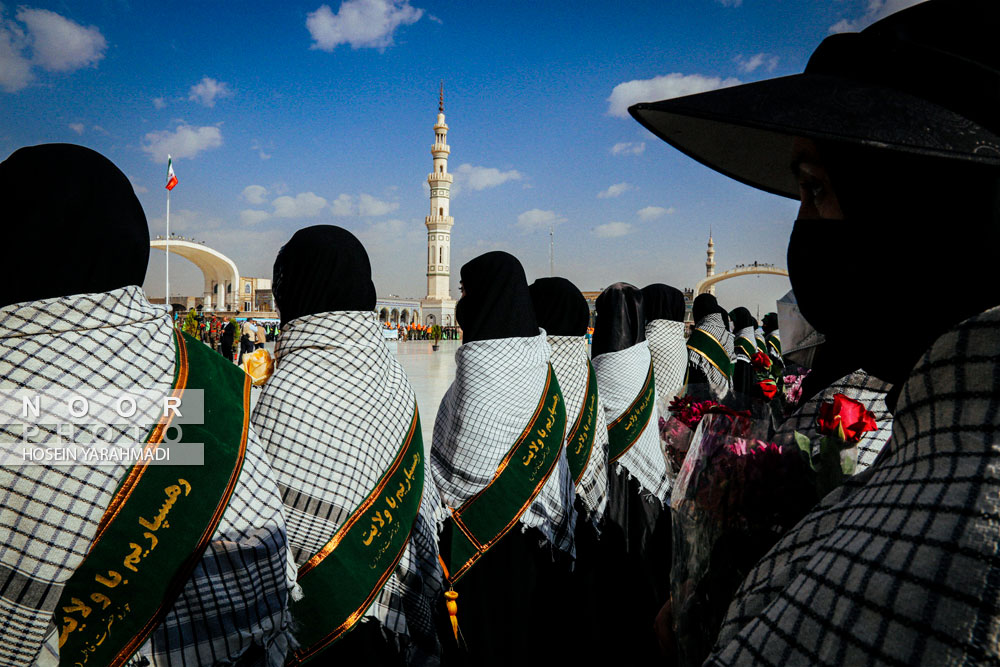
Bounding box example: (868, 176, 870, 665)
(431, 252, 576, 665)
(728, 306, 760, 407)
(634, 1, 1000, 663)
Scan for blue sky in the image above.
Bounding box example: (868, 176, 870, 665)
(1, 0, 923, 316)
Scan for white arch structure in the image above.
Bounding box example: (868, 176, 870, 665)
(695, 264, 789, 295)
(150, 239, 240, 311)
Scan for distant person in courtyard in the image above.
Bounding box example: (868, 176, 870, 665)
(0, 143, 295, 666)
(590, 282, 672, 663)
(221, 316, 236, 360)
(254, 319, 266, 350)
(431, 251, 576, 666)
(252, 225, 444, 665)
(631, 0, 1000, 662)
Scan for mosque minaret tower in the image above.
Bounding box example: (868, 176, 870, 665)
(420, 82, 457, 326)
(706, 230, 717, 296)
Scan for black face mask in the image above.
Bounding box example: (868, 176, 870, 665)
(787, 217, 960, 384)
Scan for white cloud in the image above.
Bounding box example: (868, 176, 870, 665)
(188, 76, 233, 107)
(593, 222, 633, 238)
(358, 193, 399, 216)
(830, 0, 927, 33)
(16, 8, 106, 72)
(68, 122, 84, 135)
(597, 182, 634, 199)
(153, 97, 166, 109)
(251, 139, 271, 160)
(610, 142, 645, 156)
(272, 192, 328, 218)
(735, 53, 779, 74)
(607, 72, 741, 118)
(453, 163, 523, 190)
(240, 209, 270, 225)
(516, 209, 566, 233)
(0, 20, 32, 92)
(242, 185, 268, 205)
(2, 8, 106, 93)
(716, 0, 742, 6)
(637, 205, 675, 221)
(141, 124, 223, 162)
(330, 193, 354, 216)
(128, 177, 148, 194)
(307, 0, 423, 51)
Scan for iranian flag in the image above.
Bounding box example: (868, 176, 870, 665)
(165, 155, 178, 191)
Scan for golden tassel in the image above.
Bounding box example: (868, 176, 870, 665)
(444, 590, 459, 641)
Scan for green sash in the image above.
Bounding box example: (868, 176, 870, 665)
(565, 362, 599, 486)
(288, 406, 424, 665)
(755, 335, 767, 353)
(687, 328, 734, 379)
(734, 336, 756, 361)
(56, 331, 249, 667)
(607, 361, 655, 463)
(443, 366, 565, 583)
(766, 333, 782, 358)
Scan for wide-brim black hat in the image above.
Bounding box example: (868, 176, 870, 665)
(629, 0, 1000, 199)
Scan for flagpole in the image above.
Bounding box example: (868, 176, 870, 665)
(165, 188, 170, 313)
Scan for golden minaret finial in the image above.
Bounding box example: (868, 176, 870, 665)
(439, 80, 444, 113)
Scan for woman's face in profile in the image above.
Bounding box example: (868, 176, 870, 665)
(791, 137, 845, 221)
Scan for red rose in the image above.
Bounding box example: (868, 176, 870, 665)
(758, 379, 778, 400)
(816, 393, 878, 443)
(752, 351, 772, 372)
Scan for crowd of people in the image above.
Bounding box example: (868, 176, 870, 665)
(1, 2, 999, 665)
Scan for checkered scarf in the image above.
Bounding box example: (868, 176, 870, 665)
(250, 310, 443, 662)
(774, 370, 893, 473)
(591, 342, 671, 504)
(0, 286, 294, 667)
(688, 313, 735, 401)
(733, 327, 757, 364)
(547, 335, 608, 526)
(646, 319, 688, 404)
(708, 305, 1000, 665)
(431, 332, 576, 556)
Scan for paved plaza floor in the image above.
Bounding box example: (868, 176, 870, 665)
(248, 339, 460, 446)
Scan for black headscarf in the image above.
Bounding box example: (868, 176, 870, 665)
(272, 225, 377, 327)
(729, 307, 757, 332)
(0, 144, 149, 308)
(788, 141, 1000, 385)
(761, 312, 779, 335)
(591, 282, 644, 358)
(528, 277, 590, 336)
(456, 251, 538, 344)
(692, 293, 730, 329)
(641, 283, 686, 323)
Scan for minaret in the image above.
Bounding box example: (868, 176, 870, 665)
(706, 230, 716, 296)
(420, 82, 457, 327)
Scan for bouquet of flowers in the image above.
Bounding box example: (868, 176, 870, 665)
(751, 351, 781, 401)
(793, 392, 878, 497)
(670, 408, 815, 666)
(782, 368, 810, 412)
(658, 395, 722, 478)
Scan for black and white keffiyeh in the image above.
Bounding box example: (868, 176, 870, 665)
(708, 306, 1000, 665)
(0, 286, 294, 666)
(547, 335, 608, 526)
(733, 327, 757, 364)
(591, 342, 671, 503)
(688, 313, 736, 401)
(431, 332, 576, 556)
(774, 370, 893, 473)
(251, 310, 443, 661)
(645, 319, 688, 404)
